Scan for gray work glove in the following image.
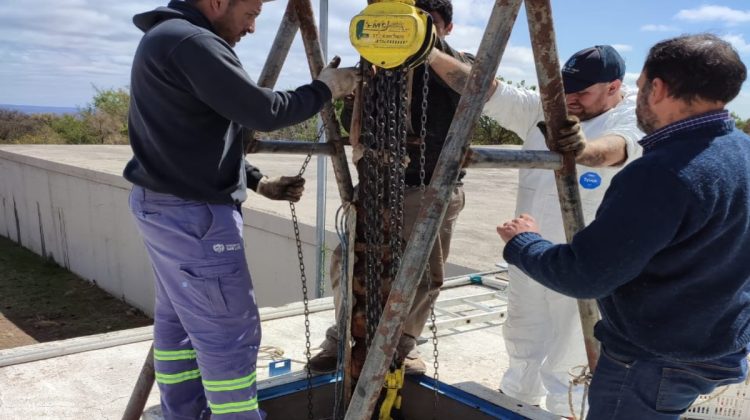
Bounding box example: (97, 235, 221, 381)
(256, 175, 305, 202)
(536, 115, 587, 157)
(317, 56, 361, 99)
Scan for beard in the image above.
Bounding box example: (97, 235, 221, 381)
(636, 82, 658, 134)
(567, 97, 609, 122)
(214, 11, 241, 47)
(569, 107, 601, 122)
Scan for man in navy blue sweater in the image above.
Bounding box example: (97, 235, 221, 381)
(499, 33, 750, 419)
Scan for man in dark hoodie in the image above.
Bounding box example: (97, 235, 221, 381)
(124, 0, 358, 418)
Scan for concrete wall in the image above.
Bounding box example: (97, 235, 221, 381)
(0, 148, 334, 316)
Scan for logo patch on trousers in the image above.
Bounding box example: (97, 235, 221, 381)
(212, 243, 242, 253)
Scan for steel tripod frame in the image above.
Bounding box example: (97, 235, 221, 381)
(344, 0, 599, 418)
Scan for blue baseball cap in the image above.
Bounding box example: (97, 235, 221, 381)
(562, 45, 625, 94)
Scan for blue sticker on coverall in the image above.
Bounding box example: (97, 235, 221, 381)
(579, 172, 602, 189)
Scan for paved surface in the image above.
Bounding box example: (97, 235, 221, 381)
(0, 284, 566, 420)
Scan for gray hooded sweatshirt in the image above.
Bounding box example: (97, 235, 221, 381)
(124, 1, 331, 204)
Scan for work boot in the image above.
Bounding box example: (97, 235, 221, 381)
(307, 348, 338, 374)
(403, 353, 427, 376)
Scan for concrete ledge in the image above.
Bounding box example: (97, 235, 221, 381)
(0, 145, 517, 316)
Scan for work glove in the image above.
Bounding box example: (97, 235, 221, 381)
(317, 56, 361, 100)
(256, 175, 305, 202)
(537, 115, 586, 157)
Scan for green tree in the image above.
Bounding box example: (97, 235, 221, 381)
(49, 114, 97, 144)
(731, 112, 750, 135)
(0, 110, 40, 143)
(83, 86, 130, 144)
(469, 77, 534, 145)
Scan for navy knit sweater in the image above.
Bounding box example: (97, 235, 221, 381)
(504, 111, 750, 361)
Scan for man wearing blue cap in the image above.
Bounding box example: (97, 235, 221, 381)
(428, 45, 643, 417)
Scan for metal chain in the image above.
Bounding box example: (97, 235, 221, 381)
(387, 69, 401, 292)
(365, 70, 389, 347)
(290, 125, 324, 420)
(360, 66, 379, 346)
(419, 63, 429, 191)
(418, 62, 441, 417)
(362, 68, 408, 369)
(387, 69, 407, 371)
(358, 63, 414, 416)
(361, 64, 379, 350)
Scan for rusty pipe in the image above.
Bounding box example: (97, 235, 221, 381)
(525, 0, 600, 372)
(466, 148, 562, 169)
(244, 0, 301, 153)
(293, 0, 354, 203)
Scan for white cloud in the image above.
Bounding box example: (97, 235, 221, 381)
(727, 89, 750, 119)
(624, 72, 641, 85)
(0, 0, 159, 106)
(7, 0, 744, 110)
(612, 44, 633, 52)
(675, 5, 750, 26)
(722, 34, 750, 53)
(640, 24, 679, 32)
(451, 0, 497, 26)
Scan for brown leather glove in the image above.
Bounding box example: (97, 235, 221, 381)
(256, 175, 306, 202)
(536, 115, 586, 157)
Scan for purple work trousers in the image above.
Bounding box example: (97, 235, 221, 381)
(129, 186, 264, 420)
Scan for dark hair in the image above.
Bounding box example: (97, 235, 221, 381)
(643, 33, 747, 104)
(415, 0, 453, 25)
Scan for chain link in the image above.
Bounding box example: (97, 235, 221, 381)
(357, 58, 433, 416)
(361, 63, 379, 350)
(290, 125, 324, 420)
(417, 61, 441, 417)
(362, 68, 408, 370)
(419, 62, 430, 192)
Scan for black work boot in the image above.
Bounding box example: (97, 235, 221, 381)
(307, 347, 338, 374)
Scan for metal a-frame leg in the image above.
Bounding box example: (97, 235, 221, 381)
(292, 0, 354, 204)
(524, 0, 600, 371)
(122, 344, 155, 420)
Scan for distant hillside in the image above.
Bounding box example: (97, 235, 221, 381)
(0, 104, 78, 115)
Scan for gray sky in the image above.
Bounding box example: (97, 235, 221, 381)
(2, 0, 750, 117)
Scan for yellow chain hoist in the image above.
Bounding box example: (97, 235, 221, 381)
(378, 367, 405, 420)
(349, 0, 435, 69)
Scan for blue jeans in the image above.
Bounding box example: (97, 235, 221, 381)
(587, 345, 748, 420)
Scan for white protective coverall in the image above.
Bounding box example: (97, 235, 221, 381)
(483, 82, 643, 415)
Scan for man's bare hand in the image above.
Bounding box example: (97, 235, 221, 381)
(256, 175, 305, 202)
(317, 56, 361, 99)
(497, 214, 540, 243)
(537, 115, 587, 157)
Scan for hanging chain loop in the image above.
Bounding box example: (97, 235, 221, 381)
(290, 124, 324, 420)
